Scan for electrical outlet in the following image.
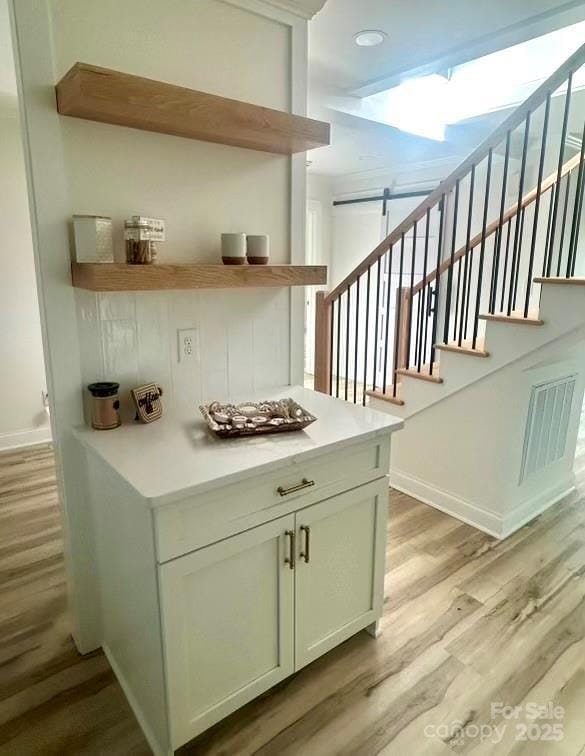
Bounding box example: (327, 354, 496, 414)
(178, 328, 199, 363)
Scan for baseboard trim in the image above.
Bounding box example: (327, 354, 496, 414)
(390, 469, 504, 538)
(103, 644, 170, 756)
(501, 480, 575, 538)
(390, 470, 577, 540)
(0, 426, 51, 451)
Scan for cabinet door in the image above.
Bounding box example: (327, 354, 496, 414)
(295, 478, 388, 669)
(159, 514, 295, 749)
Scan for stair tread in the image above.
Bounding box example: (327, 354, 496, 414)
(366, 389, 405, 406)
(534, 276, 585, 286)
(435, 339, 489, 357)
(396, 364, 443, 384)
(479, 311, 543, 326)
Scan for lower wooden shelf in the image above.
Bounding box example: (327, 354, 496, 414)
(71, 263, 327, 291)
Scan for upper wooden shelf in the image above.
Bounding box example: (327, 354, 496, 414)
(71, 263, 327, 292)
(56, 63, 330, 155)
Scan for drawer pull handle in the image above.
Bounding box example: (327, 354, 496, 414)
(300, 525, 310, 563)
(284, 530, 295, 570)
(277, 478, 315, 497)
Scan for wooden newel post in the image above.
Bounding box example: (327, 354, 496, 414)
(314, 291, 332, 394)
(395, 287, 411, 373)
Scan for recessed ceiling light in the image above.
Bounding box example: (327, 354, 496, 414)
(354, 30, 387, 48)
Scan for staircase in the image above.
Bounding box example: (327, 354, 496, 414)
(313, 42, 585, 538)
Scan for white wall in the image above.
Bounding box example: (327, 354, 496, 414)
(320, 156, 455, 290)
(48, 0, 296, 417)
(0, 104, 49, 449)
(307, 173, 333, 273)
(390, 331, 585, 538)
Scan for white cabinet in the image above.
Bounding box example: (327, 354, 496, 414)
(159, 515, 295, 748)
(295, 479, 387, 668)
(82, 394, 401, 755)
(159, 478, 388, 748)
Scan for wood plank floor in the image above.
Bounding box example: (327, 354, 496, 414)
(0, 408, 584, 756)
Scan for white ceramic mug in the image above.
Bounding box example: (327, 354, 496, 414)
(246, 234, 270, 264)
(221, 233, 247, 264)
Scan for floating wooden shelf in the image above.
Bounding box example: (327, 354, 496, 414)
(71, 263, 327, 292)
(56, 63, 330, 155)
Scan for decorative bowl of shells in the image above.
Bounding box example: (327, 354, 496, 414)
(199, 398, 317, 438)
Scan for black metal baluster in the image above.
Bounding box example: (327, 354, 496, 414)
(473, 147, 493, 348)
(453, 259, 462, 343)
(414, 287, 423, 369)
(546, 72, 573, 276)
(430, 199, 445, 375)
(490, 132, 511, 313)
(568, 120, 585, 276)
(406, 222, 417, 370)
(344, 286, 350, 401)
(392, 235, 405, 396)
(371, 257, 381, 393)
(556, 172, 572, 277)
(418, 209, 431, 371)
(512, 206, 525, 307)
(524, 94, 551, 317)
(382, 249, 393, 394)
(335, 296, 341, 398)
(459, 166, 475, 344)
(353, 275, 360, 404)
(464, 232, 477, 338)
(543, 185, 556, 276)
(362, 267, 371, 405)
(443, 181, 460, 344)
(571, 166, 585, 276)
(423, 284, 431, 365)
(500, 219, 512, 312)
(507, 114, 531, 315)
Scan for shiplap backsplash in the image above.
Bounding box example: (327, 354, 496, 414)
(75, 288, 290, 422)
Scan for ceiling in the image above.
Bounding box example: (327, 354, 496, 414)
(307, 0, 585, 181)
(309, 0, 585, 95)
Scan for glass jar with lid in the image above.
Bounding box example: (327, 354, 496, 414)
(124, 219, 157, 264)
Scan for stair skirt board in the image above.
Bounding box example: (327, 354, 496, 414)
(389, 470, 576, 540)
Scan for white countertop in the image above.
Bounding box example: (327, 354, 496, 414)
(74, 386, 403, 506)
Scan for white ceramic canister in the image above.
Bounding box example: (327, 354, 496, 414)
(221, 232, 247, 265)
(246, 234, 270, 265)
(73, 215, 114, 263)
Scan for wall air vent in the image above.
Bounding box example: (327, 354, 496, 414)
(520, 374, 577, 484)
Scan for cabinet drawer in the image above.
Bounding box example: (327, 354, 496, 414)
(154, 436, 390, 563)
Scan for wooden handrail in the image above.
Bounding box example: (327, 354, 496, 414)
(325, 41, 585, 304)
(411, 150, 585, 295)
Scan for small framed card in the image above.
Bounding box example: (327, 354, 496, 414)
(131, 383, 163, 423)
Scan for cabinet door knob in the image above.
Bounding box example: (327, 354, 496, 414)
(277, 478, 315, 497)
(284, 530, 295, 570)
(299, 525, 310, 563)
